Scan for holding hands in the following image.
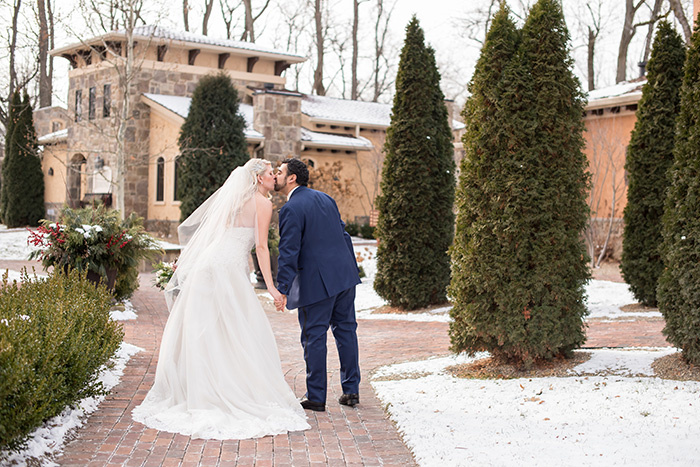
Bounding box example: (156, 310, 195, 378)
(270, 288, 287, 311)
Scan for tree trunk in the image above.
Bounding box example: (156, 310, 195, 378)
(351, 0, 360, 100)
(616, 0, 646, 83)
(640, 0, 663, 73)
(183, 0, 189, 31)
(9, 0, 21, 101)
(202, 0, 214, 36)
(242, 0, 254, 41)
(668, 0, 691, 44)
(37, 0, 53, 108)
(587, 27, 596, 91)
(312, 0, 326, 96)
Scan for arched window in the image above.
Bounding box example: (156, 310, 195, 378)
(156, 157, 165, 202)
(173, 156, 180, 201)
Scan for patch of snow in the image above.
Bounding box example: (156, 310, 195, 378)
(110, 299, 137, 321)
(372, 348, 700, 467)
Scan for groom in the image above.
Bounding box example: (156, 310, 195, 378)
(274, 158, 361, 412)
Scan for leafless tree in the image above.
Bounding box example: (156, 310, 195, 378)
(311, 0, 326, 96)
(202, 0, 214, 35)
(668, 0, 691, 43)
(454, 0, 500, 46)
(351, 0, 368, 100)
(584, 116, 629, 267)
(183, 0, 190, 32)
(640, 0, 666, 73)
(37, 0, 54, 108)
(239, 0, 271, 42)
(367, 0, 397, 102)
(71, 0, 166, 214)
(0, 0, 38, 127)
(616, 0, 652, 83)
(219, 0, 239, 39)
(272, 0, 311, 91)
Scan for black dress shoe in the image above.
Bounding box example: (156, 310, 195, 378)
(300, 397, 325, 412)
(339, 393, 360, 407)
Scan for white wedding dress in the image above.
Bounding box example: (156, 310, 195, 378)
(132, 225, 309, 439)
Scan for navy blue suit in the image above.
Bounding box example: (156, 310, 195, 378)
(276, 186, 361, 403)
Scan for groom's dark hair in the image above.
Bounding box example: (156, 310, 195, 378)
(284, 158, 309, 186)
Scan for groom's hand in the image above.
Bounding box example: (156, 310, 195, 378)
(275, 295, 287, 311)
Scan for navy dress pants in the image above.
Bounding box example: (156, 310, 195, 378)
(297, 286, 360, 403)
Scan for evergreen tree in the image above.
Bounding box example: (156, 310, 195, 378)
(621, 21, 685, 307)
(177, 72, 249, 220)
(0, 91, 21, 223)
(0, 91, 45, 227)
(450, 0, 590, 364)
(374, 16, 455, 310)
(658, 15, 700, 365)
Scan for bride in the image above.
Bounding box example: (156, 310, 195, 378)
(132, 158, 310, 439)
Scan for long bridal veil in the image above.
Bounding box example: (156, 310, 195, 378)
(165, 165, 259, 310)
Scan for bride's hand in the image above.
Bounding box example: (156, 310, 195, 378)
(270, 288, 286, 310)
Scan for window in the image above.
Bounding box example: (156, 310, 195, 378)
(51, 121, 63, 132)
(75, 90, 82, 122)
(173, 157, 180, 201)
(103, 84, 111, 117)
(88, 87, 96, 120)
(156, 157, 165, 202)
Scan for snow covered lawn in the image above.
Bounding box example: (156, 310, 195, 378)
(372, 349, 700, 467)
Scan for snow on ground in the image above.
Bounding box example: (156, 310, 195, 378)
(351, 241, 659, 321)
(109, 299, 137, 321)
(372, 348, 700, 467)
(0, 228, 43, 261)
(0, 344, 142, 466)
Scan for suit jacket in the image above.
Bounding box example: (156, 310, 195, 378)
(276, 186, 360, 309)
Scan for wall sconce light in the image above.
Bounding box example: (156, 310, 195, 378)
(48, 168, 54, 176)
(95, 156, 104, 170)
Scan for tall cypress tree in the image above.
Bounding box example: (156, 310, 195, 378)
(1, 91, 45, 227)
(622, 21, 685, 307)
(0, 91, 21, 223)
(449, 3, 523, 357)
(374, 16, 455, 310)
(658, 15, 700, 365)
(450, 0, 590, 364)
(177, 72, 249, 220)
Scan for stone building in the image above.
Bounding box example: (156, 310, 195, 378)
(35, 25, 463, 235)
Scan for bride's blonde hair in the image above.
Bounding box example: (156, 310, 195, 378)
(245, 158, 271, 183)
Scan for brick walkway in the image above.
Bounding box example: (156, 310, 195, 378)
(1, 259, 669, 466)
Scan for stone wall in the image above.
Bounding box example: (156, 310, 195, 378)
(252, 89, 302, 162)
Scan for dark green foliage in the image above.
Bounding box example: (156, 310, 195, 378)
(0, 91, 45, 227)
(449, 1, 590, 364)
(0, 269, 123, 450)
(374, 16, 455, 310)
(177, 72, 249, 220)
(345, 221, 359, 237)
(29, 206, 161, 300)
(658, 15, 700, 365)
(359, 223, 375, 239)
(622, 22, 685, 307)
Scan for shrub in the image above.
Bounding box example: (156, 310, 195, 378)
(359, 223, 375, 240)
(28, 205, 161, 300)
(0, 269, 123, 450)
(345, 222, 359, 237)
